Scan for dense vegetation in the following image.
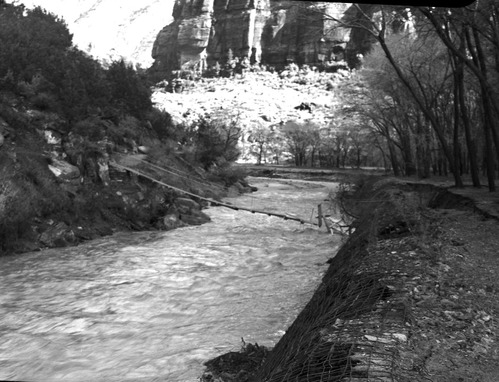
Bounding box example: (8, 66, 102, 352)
(0, 2, 241, 254)
(0, 3, 152, 121)
(242, 71, 379, 170)
(241, 3, 499, 192)
(340, 3, 499, 190)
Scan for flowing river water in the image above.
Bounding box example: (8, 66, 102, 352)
(0, 177, 341, 381)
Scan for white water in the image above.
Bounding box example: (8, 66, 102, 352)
(0, 178, 340, 381)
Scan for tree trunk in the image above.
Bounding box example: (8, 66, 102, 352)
(471, 27, 499, 191)
(452, 75, 464, 187)
(377, 35, 462, 186)
(484, 116, 496, 191)
(387, 139, 400, 176)
(423, 118, 432, 178)
(455, 43, 481, 187)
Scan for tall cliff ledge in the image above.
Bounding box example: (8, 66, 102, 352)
(150, 0, 356, 77)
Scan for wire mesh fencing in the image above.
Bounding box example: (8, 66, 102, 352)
(255, 182, 437, 382)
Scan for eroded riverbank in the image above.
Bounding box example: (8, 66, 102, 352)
(0, 177, 340, 381)
(206, 177, 499, 382)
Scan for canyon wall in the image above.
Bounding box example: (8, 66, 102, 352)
(150, 0, 353, 77)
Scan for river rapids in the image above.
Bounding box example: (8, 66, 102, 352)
(0, 177, 341, 381)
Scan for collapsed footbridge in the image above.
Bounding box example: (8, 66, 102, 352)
(109, 155, 347, 233)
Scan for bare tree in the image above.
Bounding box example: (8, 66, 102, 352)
(318, 4, 465, 186)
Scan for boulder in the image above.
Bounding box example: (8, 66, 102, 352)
(163, 213, 185, 230)
(138, 145, 150, 154)
(39, 222, 76, 248)
(175, 197, 201, 213)
(178, 209, 211, 226)
(48, 158, 81, 180)
(44, 129, 62, 145)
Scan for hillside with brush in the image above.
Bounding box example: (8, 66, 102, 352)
(0, 3, 249, 255)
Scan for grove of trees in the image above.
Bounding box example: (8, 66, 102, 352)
(334, 3, 499, 191)
(243, 71, 381, 170)
(261, 2, 499, 191)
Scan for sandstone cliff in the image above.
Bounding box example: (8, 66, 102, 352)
(151, 0, 353, 76)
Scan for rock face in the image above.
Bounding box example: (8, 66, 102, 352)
(259, 2, 351, 67)
(39, 222, 76, 248)
(151, 0, 352, 76)
(48, 158, 81, 181)
(152, 0, 214, 76)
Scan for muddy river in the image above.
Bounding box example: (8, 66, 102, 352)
(0, 177, 340, 381)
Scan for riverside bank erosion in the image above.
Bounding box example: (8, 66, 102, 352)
(0, 177, 340, 381)
(0, 151, 256, 256)
(203, 177, 499, 382)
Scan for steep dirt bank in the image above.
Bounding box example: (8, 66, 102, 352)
(202, 177, 499, 382)
(0, 88, 253, 257)
(0, 129, 253, 256)
(0, 156, 254, 256)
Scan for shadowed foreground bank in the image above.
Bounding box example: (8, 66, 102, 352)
(202, 177, 499, 382)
